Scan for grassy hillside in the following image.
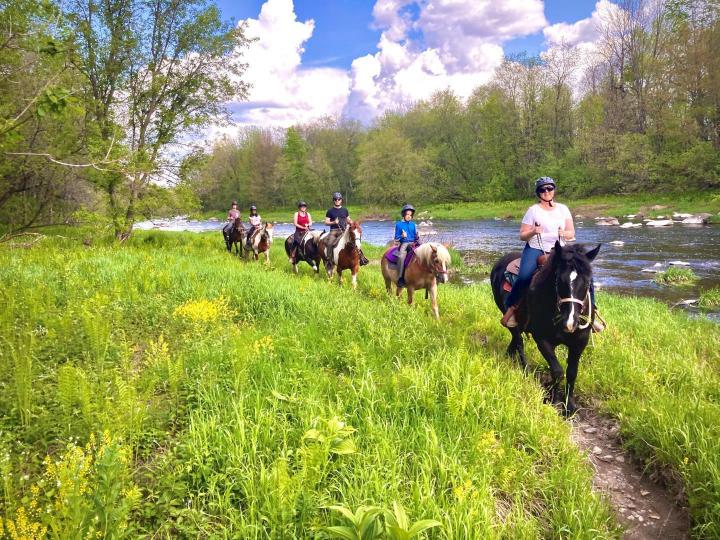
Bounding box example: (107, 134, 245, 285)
(0, 232, 718, 538)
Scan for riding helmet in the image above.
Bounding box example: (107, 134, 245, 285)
(401, 203, 416, 215)
(534, 176, 556, 193)
(332, 192, 342, 200)
(232, 200, 238, 206)
(250, 205, 257, 211)
(298, 200, 307, 208)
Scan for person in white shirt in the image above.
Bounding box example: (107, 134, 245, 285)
(502, 177, 601, 330)
(245, 205, 262, 248)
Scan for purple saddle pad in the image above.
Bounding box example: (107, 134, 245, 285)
(383, 246, 415, 269)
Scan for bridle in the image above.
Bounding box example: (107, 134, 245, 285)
(423, 248, 449, 281)
(556, 273, 592, 331)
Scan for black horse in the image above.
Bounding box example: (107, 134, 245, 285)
(223, 217, 245, 256)
(491, 241, 601, 416)
(284, 230, 323, 274)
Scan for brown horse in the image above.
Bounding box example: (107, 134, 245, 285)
(246, 222, 274, 263)
(319, 221, 363, 289)
(223, 218, 245, 256)
(381, 242, 451, 319)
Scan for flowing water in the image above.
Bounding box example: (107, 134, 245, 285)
(135, 217, 720, 319)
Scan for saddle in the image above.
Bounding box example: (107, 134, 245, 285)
(502, 253, 549, 292)
(383, 244, 415, 270)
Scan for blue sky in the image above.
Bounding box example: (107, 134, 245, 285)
(216, 0, 599, 68)
(208, 0, 613, 132)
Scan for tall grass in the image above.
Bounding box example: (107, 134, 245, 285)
(0, 231, 717, 537)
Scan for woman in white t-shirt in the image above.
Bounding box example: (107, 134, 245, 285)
(501, 177, 576, 328)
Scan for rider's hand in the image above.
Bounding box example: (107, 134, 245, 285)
(401, 230, 407, 238)
(534, 226, 543, 235)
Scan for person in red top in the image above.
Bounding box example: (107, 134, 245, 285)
(289, 201, 312, 263)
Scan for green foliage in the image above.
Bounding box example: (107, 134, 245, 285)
(653, 267, 698, 285)
(699, 287, 720, 308)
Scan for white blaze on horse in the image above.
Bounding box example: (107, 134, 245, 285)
(319, 221, 363, 289)
(381, 242, 451, 319)
(246, 223, 274, 263)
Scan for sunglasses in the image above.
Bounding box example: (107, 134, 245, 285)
(333, 198, 342, 201)
(537, 186, 555, 193)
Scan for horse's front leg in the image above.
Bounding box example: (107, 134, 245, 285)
(564, 341, 588, 417)
(351, 268, 358, 290)
(264, 250, 270, 264)
(534, 338, 564, 406)
(508, 328, 528, 374)
(337, 268, 343, 286)
(428, 281, 439, 319)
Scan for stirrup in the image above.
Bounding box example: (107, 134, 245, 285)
(591, 310, 606, 333)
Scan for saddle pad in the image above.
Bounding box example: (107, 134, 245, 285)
(506, 257, 521, 276)
(383, 245, 415, 269)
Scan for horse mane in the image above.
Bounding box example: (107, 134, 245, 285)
(415, 242, 451, 266)
(534, 244, 592, 286)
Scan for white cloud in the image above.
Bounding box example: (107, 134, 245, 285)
(222, 0, 350, 131)
(344, 0, 546, 121)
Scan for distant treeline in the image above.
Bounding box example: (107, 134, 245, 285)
(190, 0, 720, 211)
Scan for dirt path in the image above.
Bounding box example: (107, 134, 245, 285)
(571, 409, 690, 539)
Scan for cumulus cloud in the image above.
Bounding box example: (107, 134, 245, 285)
(219, 0, 350, 133)
(345, 0, 547, 121)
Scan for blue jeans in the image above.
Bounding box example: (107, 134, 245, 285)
(505, 244, 544, 309)
(504, 244, 597, 308)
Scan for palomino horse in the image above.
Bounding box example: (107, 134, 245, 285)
(284, 230, 323, 274)
(491, 241, 600, 416)
(319, 222, 363, 289)
(381, 242, 451, 319)
(246, 223, 274, 263)
(223, 218, 245, 256)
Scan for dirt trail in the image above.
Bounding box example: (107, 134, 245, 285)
(571, 409, 690, 539)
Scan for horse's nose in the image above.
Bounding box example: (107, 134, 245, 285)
(564, 319, 577, 333)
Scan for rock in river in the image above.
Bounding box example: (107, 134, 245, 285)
(646, 219, 673, 227)
(596, 217, 620, 226)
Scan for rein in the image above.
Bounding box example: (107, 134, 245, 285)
(557, 291, 592, 330)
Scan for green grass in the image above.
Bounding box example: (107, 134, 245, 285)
(653, 267, 698, 285)
(202, 191, 720, 222)
(699, 287, 720, 308)
(0, 231, 718, 537)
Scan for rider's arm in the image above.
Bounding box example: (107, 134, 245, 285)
(520, 223, 541, 242)
(394, 222, 403, 242)
(293, 212, 300, 228)
(307, 213, 313, 228)
(562, 217, 576, 241)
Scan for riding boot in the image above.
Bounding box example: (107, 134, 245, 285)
(501, 305, 518, 328)
(358, 248, 369, 266)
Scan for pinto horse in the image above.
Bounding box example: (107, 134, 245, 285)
(284, 230, 323, 274)
(381, 242, 450, 319)
(319, 222, 363, 289)
(491, 241, 600, 416)
(246, 223, 274, 263)
(223, 218, 245, 255)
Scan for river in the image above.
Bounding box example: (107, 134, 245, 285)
(135, 217, 720, 319)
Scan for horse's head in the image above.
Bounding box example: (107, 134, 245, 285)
(262, 223, 274, 243)
(347, 221, 362, 249)
(233, 217, 243, 229)
(416, 243, 450, 283)
(553, 241, 600, 333)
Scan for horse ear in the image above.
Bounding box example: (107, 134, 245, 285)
(585, 243, 601, 261)
(431, 244, 437, 252)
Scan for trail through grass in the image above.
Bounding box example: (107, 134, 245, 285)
(0, 231, 718, 537)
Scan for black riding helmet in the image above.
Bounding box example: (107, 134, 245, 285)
(250, 204, 257, 211)
(401, 203, 415, 216)
(535, 176, 556, 194)
(298, 200, 307, 208)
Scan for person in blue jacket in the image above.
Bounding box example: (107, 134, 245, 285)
(394, 203, 418, 287)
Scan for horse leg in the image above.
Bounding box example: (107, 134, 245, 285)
(337, 268, 343, 286)
(428, 282, 439, 319)
(264, 250, 270, 264)
(406, 287, 415, 306)
(351, 269, 357, 290)
(564, 345, 585, 417)
(534, 338, 564, 406)
(292, 262, 298, 274)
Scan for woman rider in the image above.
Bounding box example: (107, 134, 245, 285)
(223, 200, 241, 238)
(501, 177, 602, 331)
(245, 205, 261, 248)
(289, 201, 312, 263)
(394, 203, 418, 287)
